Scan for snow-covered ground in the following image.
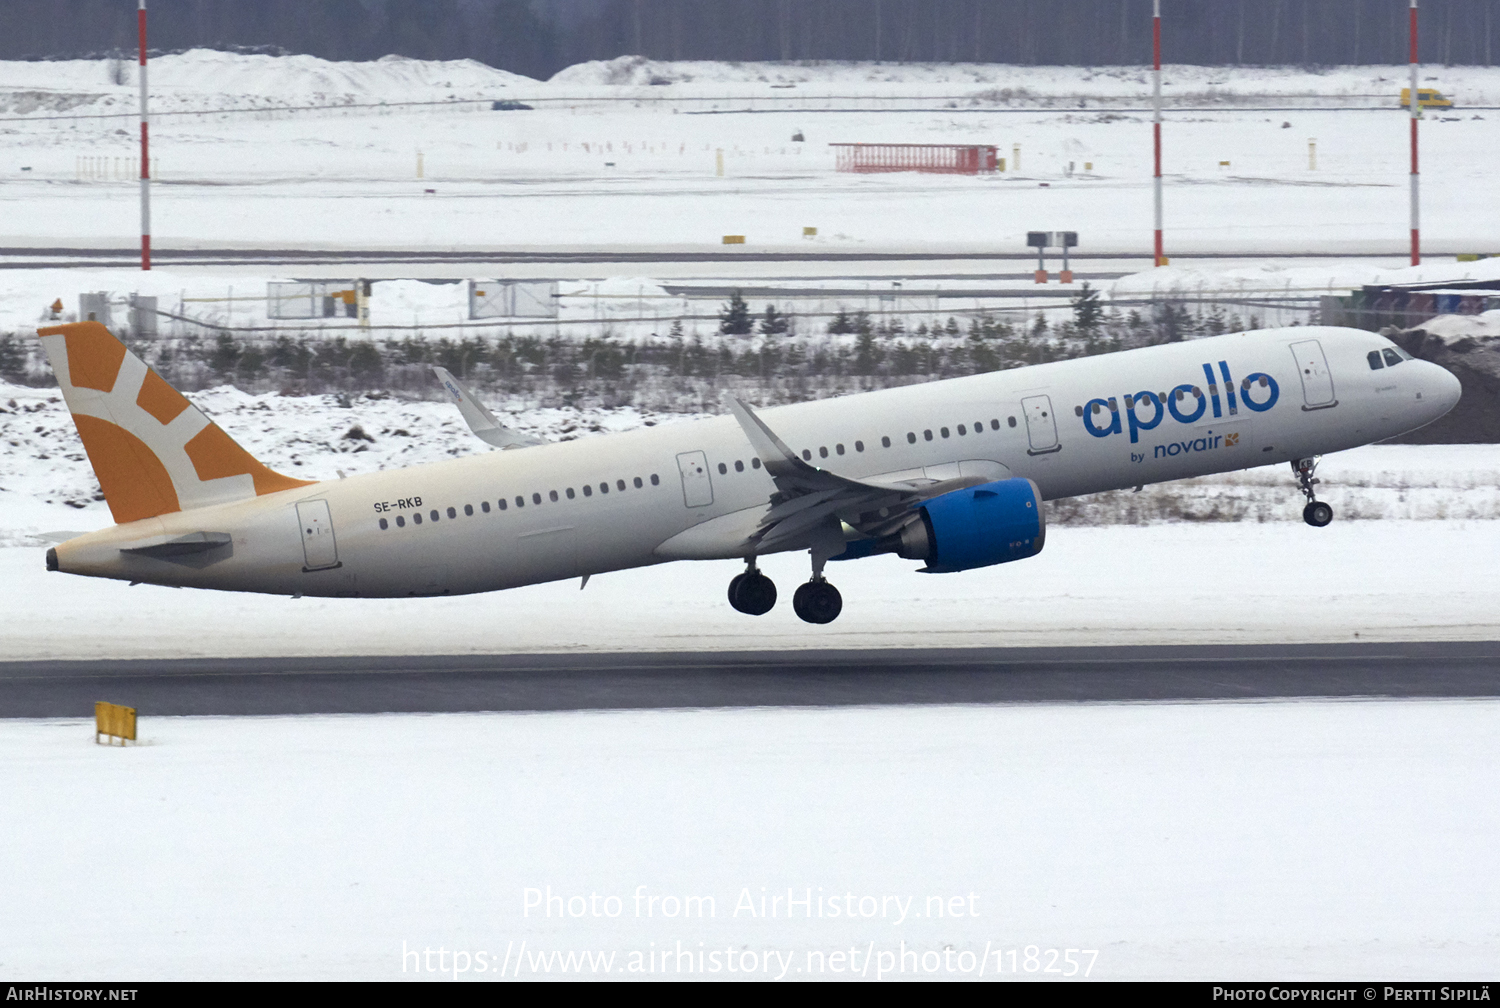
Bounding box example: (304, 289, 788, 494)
(2, 52, 1496, 256)
(4, 699, 1498, 980)
(3, 513, 1497, 660)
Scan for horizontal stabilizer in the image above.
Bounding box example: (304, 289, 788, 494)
(120, 531, 233, 557)
(431, 366, 546, 449)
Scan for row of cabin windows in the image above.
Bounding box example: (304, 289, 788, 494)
(377, 473, 660, 530)
(708, 418, 1020, 475)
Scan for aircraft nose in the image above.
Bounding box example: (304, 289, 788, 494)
(1423, 361, 1462, 417)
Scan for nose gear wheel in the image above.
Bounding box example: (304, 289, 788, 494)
(1292, 457, 1334, 527)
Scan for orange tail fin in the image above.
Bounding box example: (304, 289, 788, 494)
(35, 322, 314, 525)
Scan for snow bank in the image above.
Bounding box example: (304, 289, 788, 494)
(1111, 256, 1500, 302)
(549, 58, 1500, 104)
(5, 700, 1499, 979)
(0, 49, 537, 118)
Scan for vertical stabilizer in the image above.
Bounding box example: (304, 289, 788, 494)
(35, 321, 314, 525)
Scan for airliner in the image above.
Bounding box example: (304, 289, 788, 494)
(37, 320, 1459, 623)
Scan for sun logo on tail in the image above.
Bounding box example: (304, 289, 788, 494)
(36, 322, 314, 525)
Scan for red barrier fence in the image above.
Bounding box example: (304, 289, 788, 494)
(830, 143, 999, 175)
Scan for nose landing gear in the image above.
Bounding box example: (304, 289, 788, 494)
(1293, 457, 1334, 527)
(727, 561, 777, 615)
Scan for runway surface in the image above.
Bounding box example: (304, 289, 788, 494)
(3, 641, 1498, 718)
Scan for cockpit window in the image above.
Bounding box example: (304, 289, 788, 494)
(1382, 348, 1404, 367)
(1367, 350, 1384, 370)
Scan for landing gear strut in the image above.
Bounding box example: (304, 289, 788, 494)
(728, 561, 777, 615)
(1293, 457, 1333, 527)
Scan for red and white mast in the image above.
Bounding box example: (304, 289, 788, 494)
(138, 0, 151, 270)
(1152, 0, 1164, 266)
(1408, 0, 1420, 266)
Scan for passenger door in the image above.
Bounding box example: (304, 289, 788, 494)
(295, 499, 340, 571)
(676, 450, 714, 507)
(1021, 394, 1061, 455)
(1289, 339, 1337, 409)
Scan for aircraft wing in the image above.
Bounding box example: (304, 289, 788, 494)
(727, 397, 985, 551)
(431, 366, 546, 449)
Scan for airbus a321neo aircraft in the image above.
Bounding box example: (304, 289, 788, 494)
(37, 320, 1458, 624)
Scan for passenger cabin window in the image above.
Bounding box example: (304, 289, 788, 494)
(802, 449, 812, 460)
(566, 488, 575, 499)
(532, 493, 541, 505)
(583, 485, 593, 497)
(498, 499, 507, 510)
(751, 458, 762, 469)
(396, 515, 406, 527)
(600, 482, 609, 493)
(734, 460, 744, 472)
(923, 430, 933, 441)
(481, 501, 491, 513)
(1382, 348, 1404, 367)
(650, 474, 660, 485)
(1004, 418, 1013, 428)
(958, 424, 967, 435)
(940, 427, 950, 438)
(856, 441, 865, 452)
(447, 507, 457, 519)
(549, 490, 559, 502)
(413, 513, 423, 525)
(882, 436, 891, 448)
(379, 518, 388, 530)
(819, 447, 828, 458)
(836, 444, 845, 455)
(618, 479, 627, 491)
(906, 433, 916, 444)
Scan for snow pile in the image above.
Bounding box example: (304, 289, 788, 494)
(1111, 256, 1500, 303)
(1413, 309, 1500, 343)
(0, 49, 536, 118)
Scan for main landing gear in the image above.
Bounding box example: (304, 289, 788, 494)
(726, 561, 844, 624)
(792, 577, 843, 625)
(727, 561, 777, 615)
(1293, 457, 1334, 527)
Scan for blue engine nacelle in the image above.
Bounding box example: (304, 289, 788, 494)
(897, 477, 1045, 573)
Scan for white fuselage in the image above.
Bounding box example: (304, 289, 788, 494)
(53, 326, 1461, 597)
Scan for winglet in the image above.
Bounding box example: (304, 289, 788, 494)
(727, 397, 812, 481)
(431, 366, 545, 449)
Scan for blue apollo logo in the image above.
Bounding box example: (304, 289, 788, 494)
(1081, 360, 1279, 443)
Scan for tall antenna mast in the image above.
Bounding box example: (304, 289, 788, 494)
(138, 0, 151, 271)
(1409, 0, 1420, 266)
(1152, 0, 1164, 266)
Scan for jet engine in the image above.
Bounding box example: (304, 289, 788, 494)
(895, 477, 1046, 573)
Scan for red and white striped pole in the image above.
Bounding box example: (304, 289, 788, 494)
(138, 0, 151, 271)
(1408, 0, 1420, 266)
(1152, 0, 1164, 266)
